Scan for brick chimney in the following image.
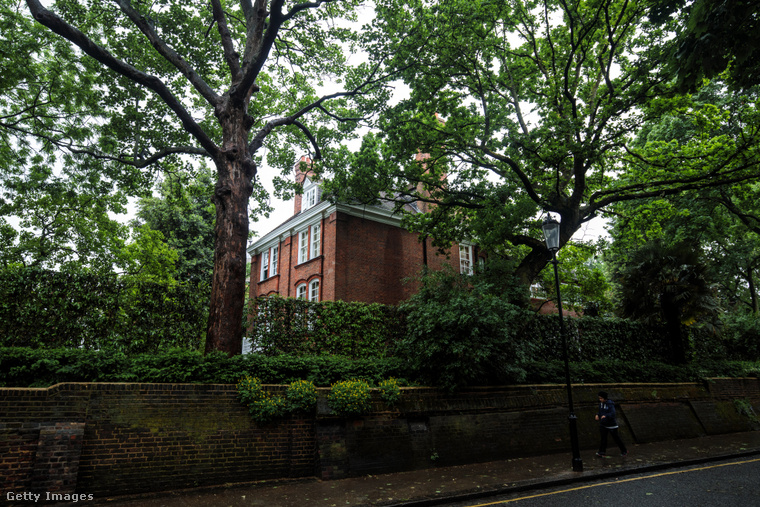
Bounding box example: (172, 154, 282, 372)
(293, 155, 313, 215)
(412, 151, 448, 213)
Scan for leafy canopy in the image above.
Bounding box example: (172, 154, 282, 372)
(326, 0, 760, 289)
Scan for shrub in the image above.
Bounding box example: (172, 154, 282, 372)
(237, 375, 266, 405)
(378, 377, 401, 407)
(248, 394, 288, 424)
(0, 266, 209, 353)
(286, 380, 318, 412)
(0, 348, 404, 388)
(328, 379, 372, 416)
(236, 375, 288, 424)
(720, 313, 760, 361)
(398, 268, 531, 390)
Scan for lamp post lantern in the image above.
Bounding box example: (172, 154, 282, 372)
(542, 215, 583, 472)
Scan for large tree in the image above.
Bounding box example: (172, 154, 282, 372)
(613, 239, 719, 363)
(648, 0, 760, 91)
(326, 0, 760, 287)
(20, 0, 388, 354)
(1, 0, 139, 271)
(607, 83, 760, 316)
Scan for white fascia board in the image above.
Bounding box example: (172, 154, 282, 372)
(334, 203, 405, 228)
(247, 201, 334, 256)
(247, 202, 407, 256)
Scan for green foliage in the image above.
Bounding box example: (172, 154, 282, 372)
(2, 345, 758, 390)
(523, 359, 760, 384)
(535, 242, 614, 316)
(607, 84, 760, 319)
(327, 379, 372, 417)
(719, 313, 760, 361)
(236, 375, 287, 424)
(286, 380, 318, 413)
(12, 0, 390, 356)
(0, 347, 404, 388)
(649, 0, 760, 91)
(612, 240, 720, 363)
(398, 267, 531, 391)
(378, 377, 401, 407)
(247, 297, 404, 359)
(133, 165, 216, 284)
(237, 375, 266, 406)
(528, 316, 671, 364)
(116, 225, 179, 283)
(248, 394, 288, 424)
(0, 265, 209, 353)
(733, 399, 759, 424)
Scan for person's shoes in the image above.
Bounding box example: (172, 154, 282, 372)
(621, 452, 628, 457)
(595, 452, 606, 458)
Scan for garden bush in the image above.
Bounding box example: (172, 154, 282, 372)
(327, 379, 372, 416)
(398, 268, 534, 391)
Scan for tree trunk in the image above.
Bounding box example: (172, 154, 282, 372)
(514, 216, 579, 288)
(515, 247, 551, 288)
(204, 105, 255, 356)
(748, 265, 759, 316)
(661, 293, 688, 364)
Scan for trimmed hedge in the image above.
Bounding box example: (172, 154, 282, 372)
(1, 347, 756, 388)
(0, 266, 209, 353)
(0, 347, 406, 387)
(246, 296, 405, 358)
(523, 359, 760, 384)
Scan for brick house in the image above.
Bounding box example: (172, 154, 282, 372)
(247, 157, 481, 304)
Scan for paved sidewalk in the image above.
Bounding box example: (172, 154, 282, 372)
(104, 431, 760, 507)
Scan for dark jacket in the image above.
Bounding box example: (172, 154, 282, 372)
(598, 399, 619, 429)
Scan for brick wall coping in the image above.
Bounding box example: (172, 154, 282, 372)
(2, 378, 757, 394)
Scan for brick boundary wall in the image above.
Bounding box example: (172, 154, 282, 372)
(1, 379, 758, 501)
(0, 383, 317, 501)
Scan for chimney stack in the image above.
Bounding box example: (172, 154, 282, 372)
(293, 155, 313, 215)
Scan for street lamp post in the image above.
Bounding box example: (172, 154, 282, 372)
(542, 215, 583, 472)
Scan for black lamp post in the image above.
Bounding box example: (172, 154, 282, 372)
(542, 214, 583, 472)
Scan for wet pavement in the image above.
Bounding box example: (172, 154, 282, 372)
(103, 431, 760, 507)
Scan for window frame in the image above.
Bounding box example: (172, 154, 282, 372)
(270, 245, 278, 276)
(260, 249, 269, 280)
(309, 279, 320, 302)
(259, 245, 280, 281)
(459, 244, 473, 275)
(310, 223, 321, 259)
(304, 185, 318, 209)
(296, 283, 307, 300)
(298, 229, 309, 264)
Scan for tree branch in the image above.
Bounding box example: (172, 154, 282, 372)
(113, 0, 221, 106)
(477, 146, 543, 204)
(209, 0, 242, 81)
(26, 0, 219, 157)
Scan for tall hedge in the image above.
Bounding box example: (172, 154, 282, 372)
(529, 316, 672, 363)
(246, 296, 405, 359)
(0, 266, 209, 353)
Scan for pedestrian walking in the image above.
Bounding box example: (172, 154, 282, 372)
(595, 391, 628, 457)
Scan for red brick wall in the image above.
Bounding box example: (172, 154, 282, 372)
(0, 384, 316, 499)
(250, 210, 463, 305)
(1, 379, 758, 497)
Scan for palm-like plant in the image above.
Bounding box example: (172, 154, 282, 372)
(615, 241, 720, 363)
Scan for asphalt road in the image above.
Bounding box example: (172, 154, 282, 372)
(440, 456, 760, 507)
